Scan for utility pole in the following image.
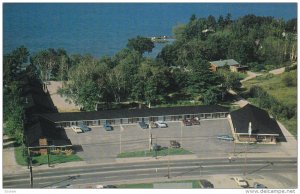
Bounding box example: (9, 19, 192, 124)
(29, 152, 33, 188)
(120, 124, 124, 154)
(244, 122, 252, 176)
(149, 120, 152, 151)
(47, 147, 51, 167)
(180, 121, 183, 145)
(167, 147, 170, 179)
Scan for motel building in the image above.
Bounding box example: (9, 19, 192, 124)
(227, 104, 282, 144)
(40, 105, 229, 128)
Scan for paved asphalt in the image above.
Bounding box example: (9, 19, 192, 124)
(3, 157, 297, 188)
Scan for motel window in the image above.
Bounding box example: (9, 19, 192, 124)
(143, 117, 149, 123)
(165, 116, 171, 121)
(122, 118, 128, 124)
(114, 119, 121, 125)
(158, 116, 164, 121)
(205, 113, 212, 119)
(100, 119, 106, 125)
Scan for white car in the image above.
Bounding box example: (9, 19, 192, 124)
(233, 177, 249, 188)
(71, 126, 83, 133)
(154, 121, 168, 128)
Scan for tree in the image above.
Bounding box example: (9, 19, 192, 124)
(127, 36, 154, 55)
(207, 15, 217, 30)
(186, 59, 221, 98)
(4, 46, 29, 84)
(3, 81, 24, 144)
(285, 18, 297, 33)
(202, 88, 218, 105)
(31, 48, 70, 81)
(61, 58, 110, 111)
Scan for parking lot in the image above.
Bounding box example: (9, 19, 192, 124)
(65, 119, 235, 163)
(64, 118, 293, 163)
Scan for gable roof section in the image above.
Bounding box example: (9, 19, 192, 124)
(230, 104, 281, 135)
(210, 59, 240, 67)
(40, 105, 229, 123)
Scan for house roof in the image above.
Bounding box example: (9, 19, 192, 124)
(230, 104, 282, 136)
(40, 105, 229, 123)
(25, 117, 72, 147)
(210, 59, 240, 67)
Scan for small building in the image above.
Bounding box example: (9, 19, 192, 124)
(41, 105, 229, 128)
(25, 118, 72, 155)
(210, 59, 248, 73)
(228, 104, 283, 144)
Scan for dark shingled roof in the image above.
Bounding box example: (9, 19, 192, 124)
(230, 104, 282, 135)
(40, 105, 229, 123)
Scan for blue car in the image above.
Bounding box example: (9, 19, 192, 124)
(79, 124, 91, 132)
(103, 123, 113, 131)
(217, 135, 234, 141)
(138, 121, 149, 129)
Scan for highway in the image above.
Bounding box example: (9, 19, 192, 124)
(3, 157, 297, 188)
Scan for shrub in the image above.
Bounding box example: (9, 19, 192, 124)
(282, 72, 296, 87)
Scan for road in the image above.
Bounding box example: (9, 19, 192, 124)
(3, 157, 296, 188)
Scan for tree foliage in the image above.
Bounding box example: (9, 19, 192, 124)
(127, 36, 155, 55)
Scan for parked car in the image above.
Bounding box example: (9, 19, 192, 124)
(138, 121, 149, 129)
(253, 182, 267, 188)
(96, 184, 117, 189)
(79, 123, 91, 132)
(233, 177, 249, 188)
(191, 117, 200, 125)
(152, 143, 161, 151)
(71, 126, 83, 133)
(96, 184, 104, 189)
(104, 185, 117, 188)
(103, 123, 113, 131)
(182, 119, 192, 126)
(154, 121, 168, 128)
(170, 140, 181, 148)
(199, 179, 214, 188)
(217, 135, 234, 141)
(149, 121, 158, 128)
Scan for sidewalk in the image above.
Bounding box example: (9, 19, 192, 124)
(3, 135, 25, 174)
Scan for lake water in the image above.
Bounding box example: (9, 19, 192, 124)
(3, 3, 297, 58)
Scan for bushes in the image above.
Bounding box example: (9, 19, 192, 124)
(249, 86, 296, 120)
(282, 71, 297, 87)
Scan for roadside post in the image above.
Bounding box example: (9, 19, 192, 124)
(120, 124, 124, 154)
(47, 147, 50, 167)
(149, 120, 152, 151)
(29, 150, 33, 188)
(180, 121, 183, 145)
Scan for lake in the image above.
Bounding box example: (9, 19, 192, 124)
(3, 3, 297, 58)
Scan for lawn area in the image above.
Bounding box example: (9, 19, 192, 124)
(117, 180, 201, 188)
(14, 146, 82, 166)
(117, 148, 193, 158)
(242, 72, 297, 107)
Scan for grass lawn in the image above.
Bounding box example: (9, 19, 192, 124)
(14, 146, 82, 166)
(117, 148, 193, 158)
(242, 72, 297, 107)
(117, 180, 201, 188)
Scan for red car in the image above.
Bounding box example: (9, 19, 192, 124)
(191, 117, 200, 125)
(182, 119, 192, 126)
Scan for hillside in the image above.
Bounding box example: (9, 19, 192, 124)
(242, 70, 297, 136)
